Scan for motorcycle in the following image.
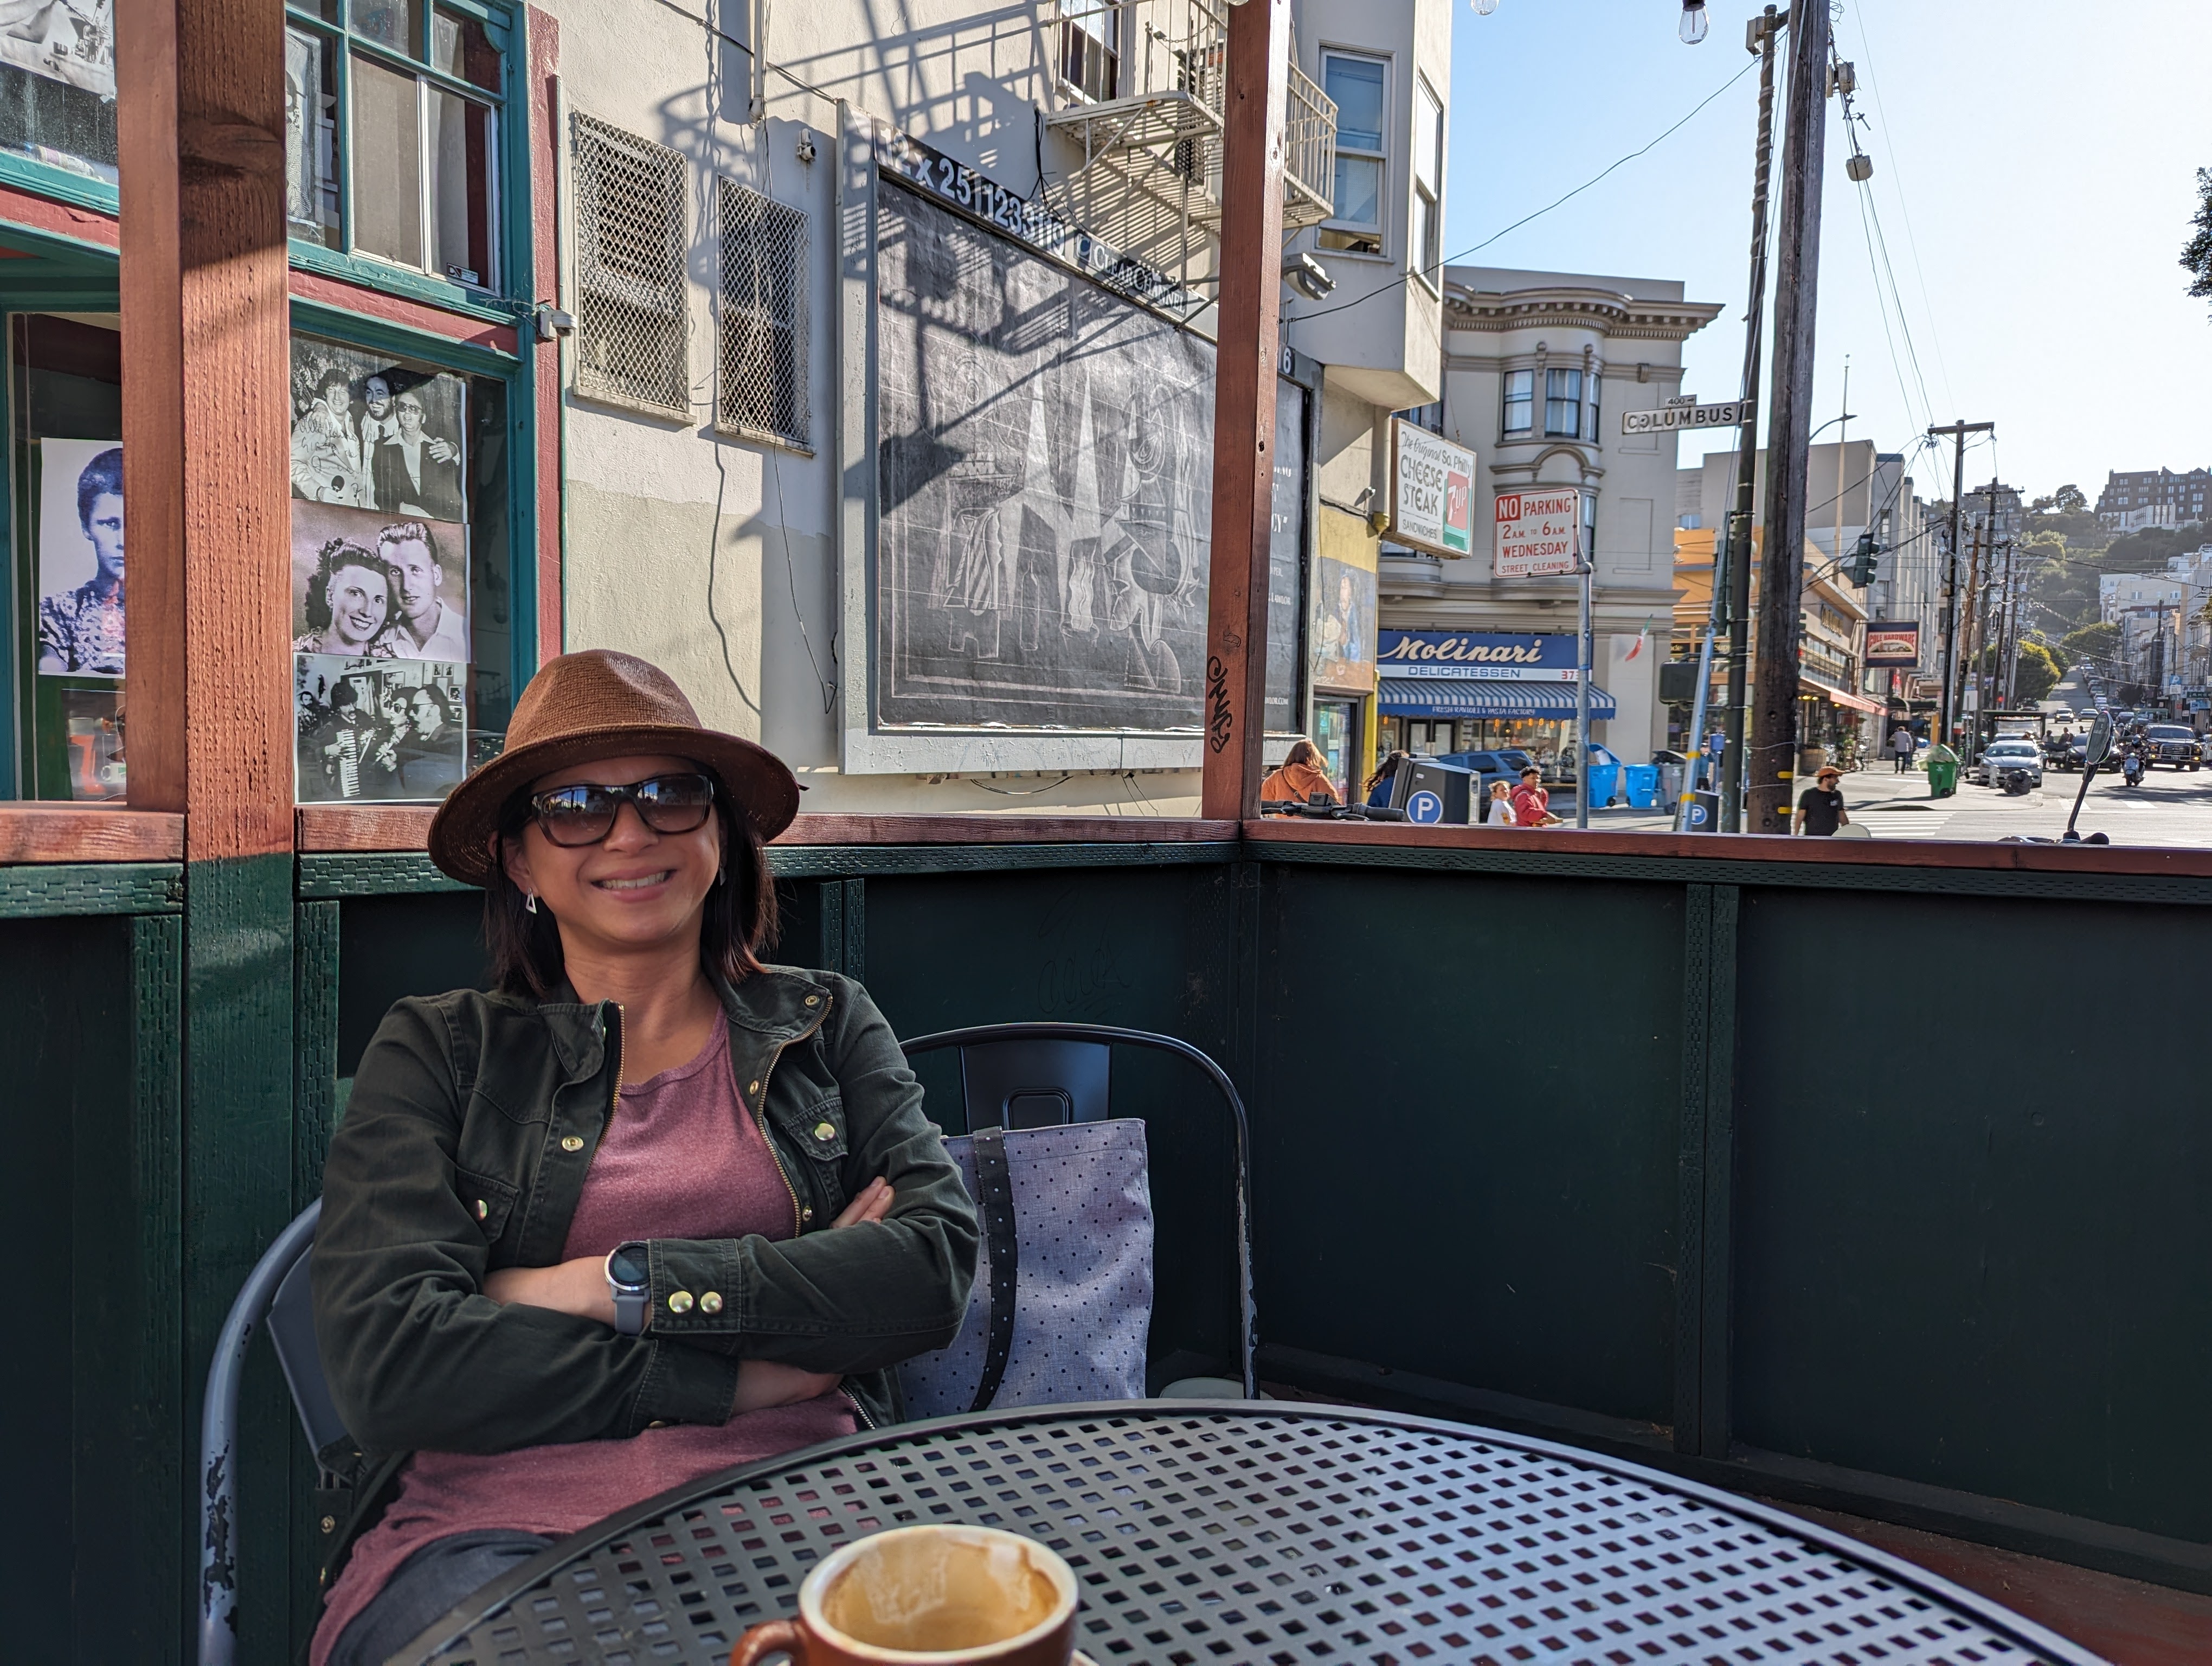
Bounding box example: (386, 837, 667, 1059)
(2120, 748, 2145, 788)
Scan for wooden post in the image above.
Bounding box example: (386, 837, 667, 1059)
(117, 2, 297, 1650)
(1199, 0, 1290, 822)
(1745, 0, 1830, 835)
(119, 0, 293, 844)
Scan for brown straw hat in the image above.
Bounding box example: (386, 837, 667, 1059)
(427, 649, 800, 887)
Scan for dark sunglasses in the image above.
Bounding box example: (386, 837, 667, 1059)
(525, 773, 717, 847)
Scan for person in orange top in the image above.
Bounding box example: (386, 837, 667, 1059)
(1261, 738, 1340, 806)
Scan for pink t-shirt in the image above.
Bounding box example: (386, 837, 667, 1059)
(314, 1022, 858, 1664)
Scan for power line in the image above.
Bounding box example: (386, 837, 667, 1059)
(1847, 0, 1957, 414)
(1285, 54, 1760, 327)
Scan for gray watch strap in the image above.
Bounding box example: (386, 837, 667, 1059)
(608, 1248, 650, 1336)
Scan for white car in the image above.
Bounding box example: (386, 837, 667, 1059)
(1970, 738, 2044, 788)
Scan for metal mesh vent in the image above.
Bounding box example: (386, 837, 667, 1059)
(571, 112, 689, 416)
(716, 178, 809, 450)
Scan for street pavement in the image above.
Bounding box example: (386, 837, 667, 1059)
(1590, 757, 2212, 846)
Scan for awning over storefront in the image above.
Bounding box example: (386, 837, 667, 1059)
(1380, 676, 1619, 720)
(1802, 677, 1883, 715)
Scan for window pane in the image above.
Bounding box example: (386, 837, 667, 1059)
(1413, 82, 1441, 194)
(428, 87, 496, 286)
(352, 0, 423, 53)
(1324, 54, 1386, 153)
(1409, 190, 1431, 280)
(286, 29, 342, 248)
(1332, 153, 1381, 229)
(430, 8, 504, 92)
(351, 53, 425, 268)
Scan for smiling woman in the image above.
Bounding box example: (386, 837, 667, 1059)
(306, 648, 978, 1666)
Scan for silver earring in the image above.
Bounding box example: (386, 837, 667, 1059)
(525, 893, 538, 915)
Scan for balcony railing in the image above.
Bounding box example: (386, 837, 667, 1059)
(1047, 0, 1334, 262)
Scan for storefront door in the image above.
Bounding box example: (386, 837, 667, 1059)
(1314, 696, 1360, 800)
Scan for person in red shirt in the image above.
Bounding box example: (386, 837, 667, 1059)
(1509, 765, 1559, 828)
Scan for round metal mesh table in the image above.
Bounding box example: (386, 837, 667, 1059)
(398, 1403, 2096, 1666)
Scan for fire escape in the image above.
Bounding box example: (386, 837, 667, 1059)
(1044, 0, 1336, 281)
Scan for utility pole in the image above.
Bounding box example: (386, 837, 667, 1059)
(1927, 420, 1993, 746)
(1719, 4, 1783, 833)
(1745, 0, 1831, 834)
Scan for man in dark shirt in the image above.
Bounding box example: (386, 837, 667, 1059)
(1793, 764, 1848, 835)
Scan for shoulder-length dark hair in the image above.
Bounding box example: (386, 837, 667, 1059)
(483, 770, 780, 999)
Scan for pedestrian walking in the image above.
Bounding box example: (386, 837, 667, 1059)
(1794, 765, 1849, 836)
(1484, 778, 1516, 826)
(1889, 726, 1914, 773)
(1509, 766, 1559, 828)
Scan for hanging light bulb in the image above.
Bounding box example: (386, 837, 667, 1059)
(1471, 0, 1499, 13)
(1679, 0, 1708, 43)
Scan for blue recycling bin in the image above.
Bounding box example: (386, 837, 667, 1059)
(1585, 761, 1621, 808)
(1622, 764, 1660, 809)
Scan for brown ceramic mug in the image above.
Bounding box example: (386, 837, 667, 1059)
(728, 1524, 1078, 1666)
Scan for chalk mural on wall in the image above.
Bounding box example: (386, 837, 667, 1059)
(874, 183, 1301, 733)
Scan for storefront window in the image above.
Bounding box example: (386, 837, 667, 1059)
(289, 329, 512, 804)
(285, 0, 507, 291)
(11, 314, 123, 799)
(0, 6, 115, 188)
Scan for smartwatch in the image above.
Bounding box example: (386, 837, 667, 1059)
(606, 1241, 651, 1336)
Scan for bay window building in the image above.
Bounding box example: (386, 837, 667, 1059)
(1379, 265, 1721, 770)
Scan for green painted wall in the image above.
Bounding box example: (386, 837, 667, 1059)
(1732, 886, 2212, 1543)
(1248, 864, 1685, 1429)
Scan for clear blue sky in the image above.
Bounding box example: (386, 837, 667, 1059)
(1441, 0, 2212, 504)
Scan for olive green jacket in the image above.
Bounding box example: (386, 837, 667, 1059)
(310, 965, 976, 1573)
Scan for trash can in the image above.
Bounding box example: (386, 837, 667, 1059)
(1926, 742, 1959, 798)
(1622, 764, 1660, 809)
(1656, 760, 1686, 804)
(1586, 761, 1622, 807)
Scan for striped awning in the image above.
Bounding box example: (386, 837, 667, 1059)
(1379, 676, 1619, 720)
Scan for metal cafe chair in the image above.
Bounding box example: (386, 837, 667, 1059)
(198, 1197, 351, 1666)
(897, 1020, 1258, 1399)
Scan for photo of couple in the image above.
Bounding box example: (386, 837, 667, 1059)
(294, 656, 468, 803)
(288, 340, 466, 522)
(290, 502, 469, 662)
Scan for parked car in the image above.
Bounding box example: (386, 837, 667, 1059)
(2144, 724, 2201, 769)
(1969, 738, 2044, 787)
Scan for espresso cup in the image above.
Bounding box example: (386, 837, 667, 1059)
(728, 1524, 1078, 1666)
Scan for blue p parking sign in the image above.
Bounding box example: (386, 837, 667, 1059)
(1406, 789, 1444, 824)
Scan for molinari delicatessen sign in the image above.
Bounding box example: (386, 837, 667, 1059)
(1377, 631, 1581, 681)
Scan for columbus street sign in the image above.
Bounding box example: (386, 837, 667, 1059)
(1621, 398, 1754, 436)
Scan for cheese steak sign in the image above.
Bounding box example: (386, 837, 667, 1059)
(1388, 419, 1475, 559)
(1493, 489, 1582, 578)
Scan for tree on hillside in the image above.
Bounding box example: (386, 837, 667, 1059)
(2060, 620, 2120, 670)
(2029, 485, 2088, 515)
(2185, 168, 2212, 304)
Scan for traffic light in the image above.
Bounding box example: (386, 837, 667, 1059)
(1848, 533, 1881, 587)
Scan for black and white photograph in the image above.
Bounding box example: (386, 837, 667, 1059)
(295, 654, 468, 803)
(291, 499, 470, 662)
(875, 185, 1220, 732)
(0, 0, 112, 98)
(35, 437, 125, 677)
(290, 335, 467, 520)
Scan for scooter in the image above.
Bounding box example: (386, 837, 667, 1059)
(2120, 749, 2145, 789)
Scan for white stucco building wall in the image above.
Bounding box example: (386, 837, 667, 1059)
(539, 0, 1451, 813)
